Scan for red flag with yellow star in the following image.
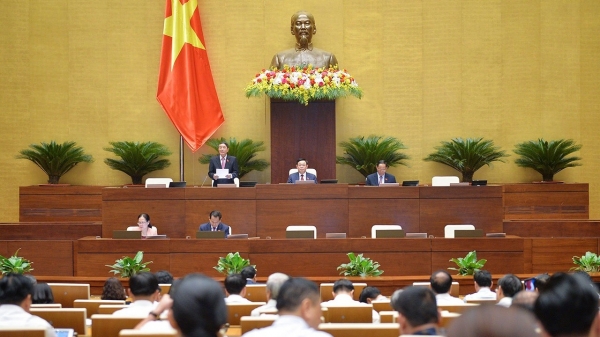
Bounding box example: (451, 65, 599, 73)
(157, 0, 224, 152)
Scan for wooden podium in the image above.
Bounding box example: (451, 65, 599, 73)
(270, 100, 336, 183)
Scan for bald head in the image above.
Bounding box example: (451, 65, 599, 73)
(430, 270, 453, 294)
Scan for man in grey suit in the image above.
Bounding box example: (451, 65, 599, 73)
(198, 210, 230, 237)
(208, 142, 239, 187)
(287, 158, 317, 184)
(365, 160, 397, 186)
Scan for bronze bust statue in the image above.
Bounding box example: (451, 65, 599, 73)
(270, 11, 338, 70)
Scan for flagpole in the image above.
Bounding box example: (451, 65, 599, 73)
(180, 135, 184, 182)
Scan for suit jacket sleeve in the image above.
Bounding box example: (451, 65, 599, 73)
(208, 157, 217, 179)
(308, 172, 318, 184)
(199, 223, 209, 231)
(228, 156, 239, 179)
(365, 173, 375, 186)
(287, 173, 296, 183)
(387, 174, 397, 183)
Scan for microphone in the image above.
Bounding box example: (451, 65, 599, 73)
(200, 175, 208, 188)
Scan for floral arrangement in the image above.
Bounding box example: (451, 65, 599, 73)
(245, 64, 362, 105)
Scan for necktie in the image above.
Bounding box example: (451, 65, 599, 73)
(301, 174, 304, 181)
(379, 175, 384, 184)
(212, 227, 216, 232)
(221, 157, 225, 169)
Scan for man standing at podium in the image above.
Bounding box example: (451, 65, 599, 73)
(365, 160, 397, 186)
(208, 142, 239, 187)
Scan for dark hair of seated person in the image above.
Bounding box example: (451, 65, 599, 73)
(101, 277, 127, 301)
(224, 273, 246, 295)
(170, 273, 227, 337)
(0, 273, 34, 305)
(332, 279, 354, 293)
(240, 266, 256, 280)
(359, 286, 381, 303)
(32, 283, 54, 304)
(276, 277, 320, 312)
(155, 270, 174, 284)
(129, 272, 159, 296)
(473, 270, 493, 287)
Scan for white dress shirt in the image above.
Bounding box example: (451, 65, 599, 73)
(497, 297, 512, 307)
(251, 299, 277, 316)
(463, 287, 497, 302)
(112, 300, 157, 317)
(242, 315, 332, 337)
(435, 293, 465, 305)
(225, 294, 251, 303)
(0, 304, 57, 337)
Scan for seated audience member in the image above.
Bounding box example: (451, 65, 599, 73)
(251, 273, 289, 316)
(224, 274, 250, 303)
(155, 270, 174, 284)
(446, 304, 538, 337)
(131, 213, 158, 236)
(113, 272, 159, 316)
(241, 266, 257, 285)
(169, 274, 227, 337)
(365, 160, 397, 186)
(322, 279, 379, 323)
(534, 272, 600, 337)
(358, 286, 386, 304)
(287, 158, 317, 184)
(496, 274, 522, 307)
(430, 270, 463, 305)
(533, 273, 550, 291)
(463, 270, 497, 302)
(198, 210, 231, 237)
(32, 283, 54, 304)
(511, 291, 538, 313)
(0, 273, 57, 336)
(242, 278, 332, 337)
(391, 286, 440, 336)
(135, 280, 181, 332)
(101, 277, 127, 301)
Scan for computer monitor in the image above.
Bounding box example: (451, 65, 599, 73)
(112, 230, 141, 239)
(196, 231, 226, 239)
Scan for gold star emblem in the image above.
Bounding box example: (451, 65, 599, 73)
(163, 0, 205, 69)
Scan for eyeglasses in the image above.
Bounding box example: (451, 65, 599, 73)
(137, 221, 148, 224)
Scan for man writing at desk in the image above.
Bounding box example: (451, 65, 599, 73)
(365, 160, 397, 186)
(208, 142, 238, 187)
(287, 158, 317, 184)
(198, 210, 230, 237)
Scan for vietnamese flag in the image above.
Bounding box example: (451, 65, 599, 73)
(157, 0, 224, 152)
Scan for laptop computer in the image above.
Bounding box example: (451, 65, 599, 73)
(402, 180, 419, 186)
(169, 181, 186, 188)
(294, 180, 316, 184)
(325, 233, 346, 238)
(454, 229, 484, 238)
(239, 181, 257, 187)
(320, 179, 338, 184)
(145, 235, 168, 239)
(112, 230, 141, 239)
(286, 230, 315, 239)
(379, 182, 400, 187)
(472, 180, 488, 186)
(227, 234, 249, 239)
(55, 329, 75, 337)
(374, 229, 406, 238)
(196, 231, 226, 239)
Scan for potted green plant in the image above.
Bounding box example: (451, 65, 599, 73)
(424, 137, 508, 183)
(336, 135, 409, 178)
(571, 251, 600, 273)
(448, 250, 487, 276)
(198, 137, 269, 178)
(104, 141, 172, 185)
(214, 252, 255, 275)
(513, 139, 582, 182)
(16, 141, 93, 184)
(0, 249, 33, 275)
(337, 252, 384, 277)
(106, 251, 152, 278)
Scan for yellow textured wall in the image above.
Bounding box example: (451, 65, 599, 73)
(0, 0, 598, 221)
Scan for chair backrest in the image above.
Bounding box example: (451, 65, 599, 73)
(240, 316, 278, 334)
(464, 298, 498, 305)
(438, 303, 479, 314)
(325, 305, 374, 323)
(289, 168, 317, 177)
(320, 283, 367, 302)
(30, 308, 86, 335)
(371, 300, 392, 313)
(31, 303, 62, 308)
(444, 224, 475, 238)
(74, 299, 126, 318)
(245, 284, 267, 302)
(0, 327, 50, 337)
(119, 330, 179, 337)
(91, 314, 143, 337)
(158, 284, 172, 295)
(432, 176, 460, 186)
(318, 323, 400, 337)
(226, 302, 266, 325)
(285, 225, 317, 239)
(371, 225, 404, 238)
(379, 310, 398, 323)
(440, 312, 461, 327)
(98, 304, 129, 314)
(48, 283, 90, 308)
(145, 178, 173, 188)
(126, 226, 139, 231)
(412, 281, 460, 297)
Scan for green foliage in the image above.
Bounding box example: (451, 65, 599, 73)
(424, 138, 508, 182)
(16, 140, 93, 184)
(571, 251, 600, 273)
(0, 249, 33, 275)
(513, 139, 582, 182)
(198, 138, 269, 179)
(337, 252, 384, 277)
(336, 135, 409, 178)
(104, 141, 172, 185)
(448, 250, 487, 276)
(106, 251, 152, 278)
(214, 252, 255, 275)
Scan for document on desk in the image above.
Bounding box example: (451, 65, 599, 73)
(216, 169, 229, 177)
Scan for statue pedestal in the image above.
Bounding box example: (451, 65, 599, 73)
(270, 100, 336, 183)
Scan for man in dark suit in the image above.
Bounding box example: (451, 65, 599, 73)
(287, 158, 317, 184)
(208, 142, 239, 187)
(365, 160, 397, 186)
(198, 210, 230, 237)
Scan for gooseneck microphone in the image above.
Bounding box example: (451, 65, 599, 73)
(200, 175, 208, 188)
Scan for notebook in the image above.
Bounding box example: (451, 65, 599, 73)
(196, 231, 226, 239)
(112, 230, 141, 239)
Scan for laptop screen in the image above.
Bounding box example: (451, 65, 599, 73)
(55, 329, 75, 337)
(112, 230, 141, 239)
(196, 231, 226, 239)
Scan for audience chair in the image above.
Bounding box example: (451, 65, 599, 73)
(119, 330, 179, 337)
(325, 305, 374, 323)
(240, 315, 278, 334)
(30, 308, 86, 336)
(226, 302, 266, 325)
(74, 299, 126, 318)
(412, 281, 460, 297)
(371, 225, 404, 238)
(438, 303, 479, 314)
(145, 178, 173, 188)
(91, 314, 143, 337)
(440, 312, 461, 328)
(465, 298, 498, 304)
(371, 300, 392, 313)
(378, 311, 398, 323)
(48, 283, 90, 308)
(444, 224, 475, 238)
(98, 304, 129, 314)
(285, 225, 317, 239)
(319, 323, 400, 337)
(244, 284, 267, 302)
(431, 176, 459, 186)
(158, 283, 171, 295)
(30, 303, 62, 308)
(0, 327, 50, 337)
(320, 283, 367, 302)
